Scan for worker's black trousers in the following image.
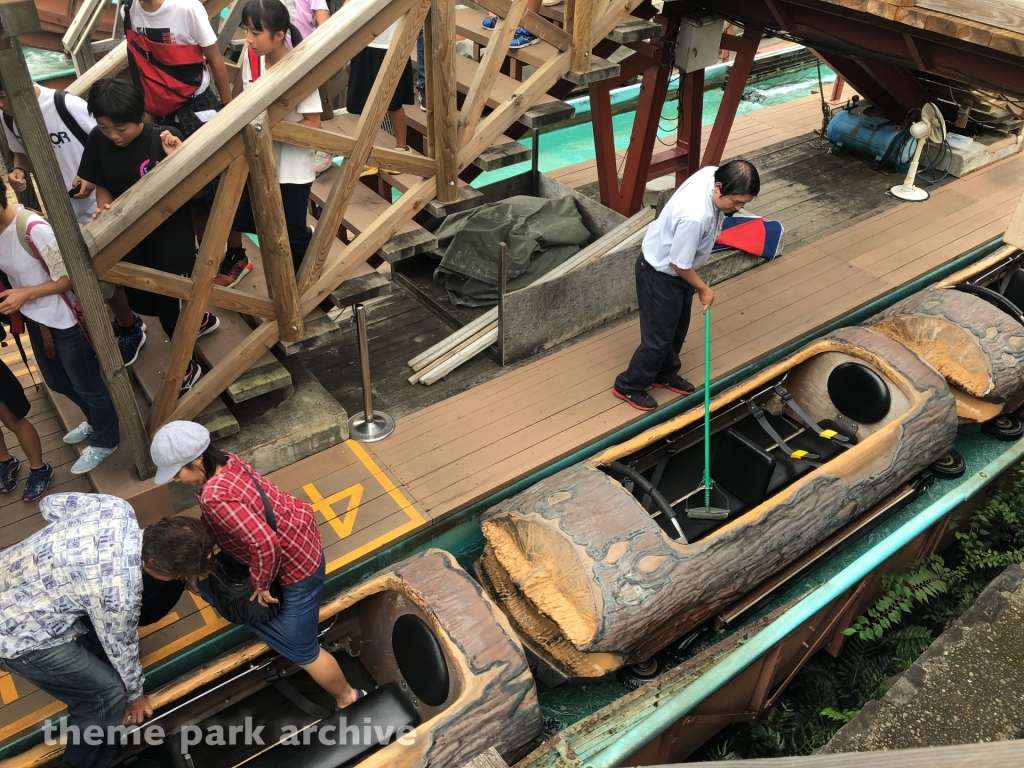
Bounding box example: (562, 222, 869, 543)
(615, 255, 695, 394)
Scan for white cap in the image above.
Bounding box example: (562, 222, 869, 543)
(151, 421, 211, 485)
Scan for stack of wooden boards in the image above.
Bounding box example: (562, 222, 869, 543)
(407, 206, 656, 384)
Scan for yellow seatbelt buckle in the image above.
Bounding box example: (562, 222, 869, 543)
(819, 429, 838, 439)
(791, 450, 809, 460)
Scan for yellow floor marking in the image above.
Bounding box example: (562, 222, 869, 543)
(305, 482, 363, 540)
(347, 441, 426, 525)
(140, 593, 228, 667)
(0, 703, 63, 743)
(0, 675, 16, 707)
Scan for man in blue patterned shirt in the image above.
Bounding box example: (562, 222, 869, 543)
(0, 493, 152, 768)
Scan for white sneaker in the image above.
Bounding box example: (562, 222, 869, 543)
(71, 445, 117, 475)
(63, 422, 94, 445)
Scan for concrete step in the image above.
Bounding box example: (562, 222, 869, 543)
(195, 307, 292, 403)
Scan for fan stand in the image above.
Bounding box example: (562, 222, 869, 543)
(890, 121, 932, 202)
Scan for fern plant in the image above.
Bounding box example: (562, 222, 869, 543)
(844, 556, 948, 640)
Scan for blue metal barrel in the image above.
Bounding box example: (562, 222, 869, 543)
(826, 110, 908, 163)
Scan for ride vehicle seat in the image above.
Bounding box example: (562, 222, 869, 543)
(827, 362, 891, 425)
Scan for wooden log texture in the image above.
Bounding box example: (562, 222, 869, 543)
(375, 549, 543, 766)
(867, 287, 1024, 411)
(480, 328, 957, 672)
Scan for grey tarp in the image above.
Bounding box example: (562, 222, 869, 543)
(431, 195, 591, 307)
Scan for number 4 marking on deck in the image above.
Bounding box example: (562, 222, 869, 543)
(304, 482, 364, 539)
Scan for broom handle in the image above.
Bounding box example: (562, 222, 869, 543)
(704, 307, 712, 508)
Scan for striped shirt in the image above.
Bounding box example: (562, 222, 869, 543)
(0, 494, 145, 700)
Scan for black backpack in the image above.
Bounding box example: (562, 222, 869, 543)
(3, 90, 91, 146)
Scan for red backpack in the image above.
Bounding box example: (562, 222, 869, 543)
(124, 0, 207, 116)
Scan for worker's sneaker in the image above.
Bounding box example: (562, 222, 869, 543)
(651, 375, 696, 395)
(63, 421, 94, 444)
(0, 457, 19, 493)
(613, 387, 657, 411)
(112, 314, 147, 366)
(22, 463, 52, 502)
(180, 360, 202, 397)
(71, 445, 117, 475)
(215, 248, 253, 288)
(198, 312, 220, 338)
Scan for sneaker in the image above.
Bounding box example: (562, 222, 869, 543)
(651, 375, 696, 395)
(613, 387, 657, 411)
(387, 146, 412, 175)
(314, 150, 333, 176)
(63, 421, 94, 444)
(509, 29, 539, 48)
(0, 457, 19, 493)
(415, 87, 427, 112)
(180, 360, 202, 397)
(22, 463, 52, 502)
(481, 14, 497, 29)
(71, 445, 117, 475)
(542, 0, 560, 5)
(198, 312, 220, 338)
(215, 250, 253, 288)
(112, 314, 147, 367)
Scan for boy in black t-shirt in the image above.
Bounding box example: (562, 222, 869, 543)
(76, 79, 219, 396)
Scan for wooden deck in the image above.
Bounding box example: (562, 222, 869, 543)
(2, 85, 1024, 750)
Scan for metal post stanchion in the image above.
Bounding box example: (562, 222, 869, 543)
(347, 303, 395, 442)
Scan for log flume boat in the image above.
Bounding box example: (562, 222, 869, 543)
(11, 245, 1024, 768)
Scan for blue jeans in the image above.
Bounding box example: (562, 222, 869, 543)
(199, 553, 326, 665)
(26, 319, 120, 449)
(233, 183, 313, 272)
(615, 255, 696, 394)
(2, 642, 124, 768)
(416, 30, 425, 91)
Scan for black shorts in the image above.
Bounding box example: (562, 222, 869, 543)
(0, 359, 30, 420)
(347, 47, 414, 115)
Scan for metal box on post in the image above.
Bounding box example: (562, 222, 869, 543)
(675, 13, 724, 73)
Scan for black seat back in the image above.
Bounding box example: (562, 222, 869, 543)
(1000, 269, 1024, 315)
(827, 362, 891, 424)
(393, 613, 450, 707)
(712, 428, 777, 509)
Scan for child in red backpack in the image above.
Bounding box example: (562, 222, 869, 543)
(122, 0, 234, 239)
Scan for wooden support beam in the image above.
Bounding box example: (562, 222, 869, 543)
(1005, 189, 1024, 251)
(271, 121, 437, 175)
(242, 112, 305, 343)
(458, 0, 529, 147)
(148, 158, 249, 434)
(82, 0, 415, 273)
(0, 26, 155, 478)
(570, 0, 594, 74)
(297, 0, 430, 295)
(422, 16, 437, 159)
(102, 262, 277, 318)
(429, 0, 460, 203)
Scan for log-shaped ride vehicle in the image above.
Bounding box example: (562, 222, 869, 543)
(866, 248, 1024, 439)
(478, 327, 958, 679)
(135, 549, 542, 768)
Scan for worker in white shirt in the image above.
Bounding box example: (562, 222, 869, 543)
(613, 160, 760, 411)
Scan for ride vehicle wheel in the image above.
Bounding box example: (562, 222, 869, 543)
(929, 450, 966, 478)
(981, 413, 1024, 442)
(616, 653, 672, 691)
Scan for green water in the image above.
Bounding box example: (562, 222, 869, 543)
(24, 47, 76, 81)
(472, 63, 836, 188)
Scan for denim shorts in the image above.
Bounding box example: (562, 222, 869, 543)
(200, 553, 327, 665)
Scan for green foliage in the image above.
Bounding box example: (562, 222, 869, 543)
(691, 469, 1024, 762)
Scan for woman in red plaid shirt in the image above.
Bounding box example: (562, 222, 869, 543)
(150, 421, 364, 709)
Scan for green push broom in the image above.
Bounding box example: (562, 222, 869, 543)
(687, 306, 729, 521)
